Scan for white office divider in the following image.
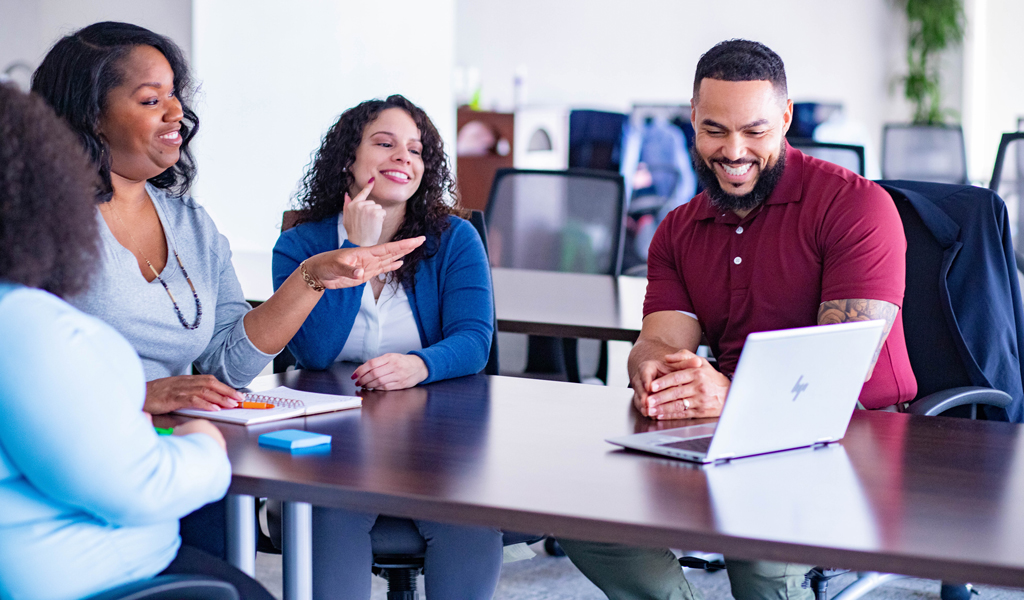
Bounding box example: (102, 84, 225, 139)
(513, 107, 569, 170)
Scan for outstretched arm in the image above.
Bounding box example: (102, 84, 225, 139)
(245, 236, 424, 355)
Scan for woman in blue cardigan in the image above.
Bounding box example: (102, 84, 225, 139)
(272, 95, 502, 599)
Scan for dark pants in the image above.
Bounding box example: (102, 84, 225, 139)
(160, 544, 274, 600)
(180, 498, 228, 559)
(180, 497, 260, 561)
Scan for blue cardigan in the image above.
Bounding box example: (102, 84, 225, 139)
(272, 215, 493, 383)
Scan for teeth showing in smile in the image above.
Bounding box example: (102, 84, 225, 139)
(381, 170, 410, 181)
(159, 131, 180, 141)
(721, 163, 752, 177)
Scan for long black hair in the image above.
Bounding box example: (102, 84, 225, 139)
(0, 83, 100, 297)
(31, 21, 199, 199)
(296, 95, 461, 287)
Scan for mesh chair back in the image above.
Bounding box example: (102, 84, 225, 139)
(467, 210, 500, 375)
(989, 133, 1024, 249)
(882, 124, 968, 184)
(788, 139, 865, 176)
(484, 168, 626, 275)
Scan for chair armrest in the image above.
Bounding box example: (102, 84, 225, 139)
(83, 575, 239, 600)
(907, 386, 1013, 416)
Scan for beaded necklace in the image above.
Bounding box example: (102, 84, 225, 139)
(108, 200, 203, 330)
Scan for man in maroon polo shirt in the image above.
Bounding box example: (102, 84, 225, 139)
(559, 40, 917, 600)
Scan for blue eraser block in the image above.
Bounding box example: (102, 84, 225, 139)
(259, 429, 331, 451)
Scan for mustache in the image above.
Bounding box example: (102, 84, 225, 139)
(712, 158, 757, 166)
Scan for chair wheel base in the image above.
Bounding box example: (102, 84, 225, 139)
(941, 583, 979, 600)
(544, 537, 566, 557)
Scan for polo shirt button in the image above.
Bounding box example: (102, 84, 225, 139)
(734, 256, 742, 265)
(736, 226, 744, 234)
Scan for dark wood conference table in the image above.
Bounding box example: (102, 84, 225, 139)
(214, 363, 1024, 599)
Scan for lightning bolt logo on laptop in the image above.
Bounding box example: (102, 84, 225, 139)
(791, 375, 809, 401)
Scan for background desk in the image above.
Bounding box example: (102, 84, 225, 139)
(492, 267, 645, 342)
(219, 364, 1024, 598)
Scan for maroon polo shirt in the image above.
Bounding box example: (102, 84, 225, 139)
(644, 145, 917, 408)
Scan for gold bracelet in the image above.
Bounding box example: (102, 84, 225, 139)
(299, 259, 325, 292)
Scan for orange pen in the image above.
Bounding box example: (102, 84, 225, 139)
(239, 401, 275, 409)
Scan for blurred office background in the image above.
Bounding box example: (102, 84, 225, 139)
(1, 0, 1021, 257)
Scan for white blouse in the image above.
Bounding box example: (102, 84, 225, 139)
(335, 215, 423, 363)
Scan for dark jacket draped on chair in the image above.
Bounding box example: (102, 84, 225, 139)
(881, 180, 1024, 422)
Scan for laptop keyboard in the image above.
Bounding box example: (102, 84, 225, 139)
(662, 436, 713, 454)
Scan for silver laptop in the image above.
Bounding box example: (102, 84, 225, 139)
(606, 320, 885, 464)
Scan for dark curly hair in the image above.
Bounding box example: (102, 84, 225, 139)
(296, 94, 461, 287)
(30, 21, 199, 199)
(694, 39, 788, 101)
(0, 83, 100, 297)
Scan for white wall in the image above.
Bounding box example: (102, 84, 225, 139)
(191, 0, 456, 254)
(963, 0, 1024, 182)
(0, 0, 192, 83)
(456, 0, 920, 178)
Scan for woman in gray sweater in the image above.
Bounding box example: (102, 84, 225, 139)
(32, 21, 422, 560)
(32, 21, 421, 415)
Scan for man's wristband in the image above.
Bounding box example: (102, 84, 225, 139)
(300, 259, 325, 292)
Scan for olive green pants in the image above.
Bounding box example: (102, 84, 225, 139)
(559, 539, 813, 600)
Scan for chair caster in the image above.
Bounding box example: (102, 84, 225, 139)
(679, 555, 727, 572)
(941, 582, 979, 600)
(544, 537, 566, 557)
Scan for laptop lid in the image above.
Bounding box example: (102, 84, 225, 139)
(607, 320, 885, 463)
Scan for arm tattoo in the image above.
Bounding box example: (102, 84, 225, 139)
(818, 299, 899, 374)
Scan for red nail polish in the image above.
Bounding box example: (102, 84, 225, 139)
(351, 373, 357, 380)
(368, 177, 375, 184)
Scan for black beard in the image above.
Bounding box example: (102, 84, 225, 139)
(692, 142, 787, 213)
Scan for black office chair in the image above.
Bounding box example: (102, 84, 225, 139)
(805, 180, 1022, 600)
(568, 109, 629, 173)
(367, 518, 540, 600)
(467, 209, 500, 375)
(84, 575, 238, 600)
(988, 132, 1024, 272)
(484, 168, 627, 383)
(788, 138, 866, 176)
(881, 124, 968, 184)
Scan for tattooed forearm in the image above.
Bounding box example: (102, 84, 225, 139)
(817, 299, 897, 325)
(818, 299, 899, 378)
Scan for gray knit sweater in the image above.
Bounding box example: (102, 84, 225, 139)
(68, 184, 273, 386)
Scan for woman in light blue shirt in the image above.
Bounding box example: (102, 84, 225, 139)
(0, 83, 271, 600)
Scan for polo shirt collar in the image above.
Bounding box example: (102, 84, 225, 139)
(694, 142, 804, 222)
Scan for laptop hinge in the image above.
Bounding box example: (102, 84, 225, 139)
(712, 454, 735, 464)
(812, 438, 834, 448)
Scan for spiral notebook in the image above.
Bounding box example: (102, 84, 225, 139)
(174, 386, 362, 425)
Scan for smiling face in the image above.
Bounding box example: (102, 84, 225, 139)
(350, 108, 425, 206)
(97, 45, 183, 183)
(691, 79, 792, 212)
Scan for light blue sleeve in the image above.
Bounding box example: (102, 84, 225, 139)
(0, 289, 231, 527)
(193, 226, 275, 387)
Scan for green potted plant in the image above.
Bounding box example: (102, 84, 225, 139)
(900, 0, 966, 124)
(882, 0, 969, 182)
